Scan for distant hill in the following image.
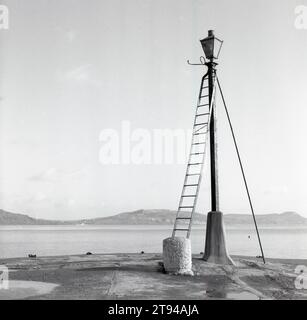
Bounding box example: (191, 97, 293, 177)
(224, 212, 307, 226)
(0, 209, 70, 225)
(79, 209, 206, 225)
(0, 209, 306, 226)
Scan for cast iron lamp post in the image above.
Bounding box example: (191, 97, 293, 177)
(200, 30, 223, 212)
(200, 30, 233, 264)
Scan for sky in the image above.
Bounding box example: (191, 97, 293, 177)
(0, 0, 307, 220)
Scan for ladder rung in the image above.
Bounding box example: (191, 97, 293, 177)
(183, 184, 198, 187)
(202, 86, 209, 89)
(196, 113, 210, 117)
(192, 142, 206, 145)
(198, 104, 209, 107)
(182, 195, 196, 198)
(188, 163, 202, 166)
(186, 172, 201, 175)
(194, 122, 208, 127)
(176, 217, 191, 220)
(174, 228, 189, 231)
(193, 132, 206, 136)
(179, 206, 194, 209)
(200, 95, 209, 98)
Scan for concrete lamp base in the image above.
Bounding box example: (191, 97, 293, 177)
(162, 237, 193, 275)
(203, 211, 235, 265)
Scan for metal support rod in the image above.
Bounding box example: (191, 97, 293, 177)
(207, 61, 219, 212)
(216, 76, 266, 264)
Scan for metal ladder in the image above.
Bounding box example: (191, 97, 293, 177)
(172, 73, 217, 238)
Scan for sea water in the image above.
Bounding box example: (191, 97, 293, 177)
(0, 225, 306, 259)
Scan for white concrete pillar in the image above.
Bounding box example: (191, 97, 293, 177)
(162, 237, 193, 275)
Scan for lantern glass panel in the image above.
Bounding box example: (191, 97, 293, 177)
(202, 38, 214, 60)
(213, 38, 223, 59)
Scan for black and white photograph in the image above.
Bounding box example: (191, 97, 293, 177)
(0, 0, 307, 305)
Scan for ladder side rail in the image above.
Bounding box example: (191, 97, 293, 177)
(172, 74, 207, 237)
(187, 75, 217, 238)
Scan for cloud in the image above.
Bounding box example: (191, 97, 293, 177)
(33, 192, 47, 202)
(263, 185, 289, 195)
(28, 166, 90, 183)
(57, 64, 102, 88)
(29, 167, 60, 182)
(66, 30, 76, 43)
(54, 26, 77, 43)
(65, 64, 92, 82)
